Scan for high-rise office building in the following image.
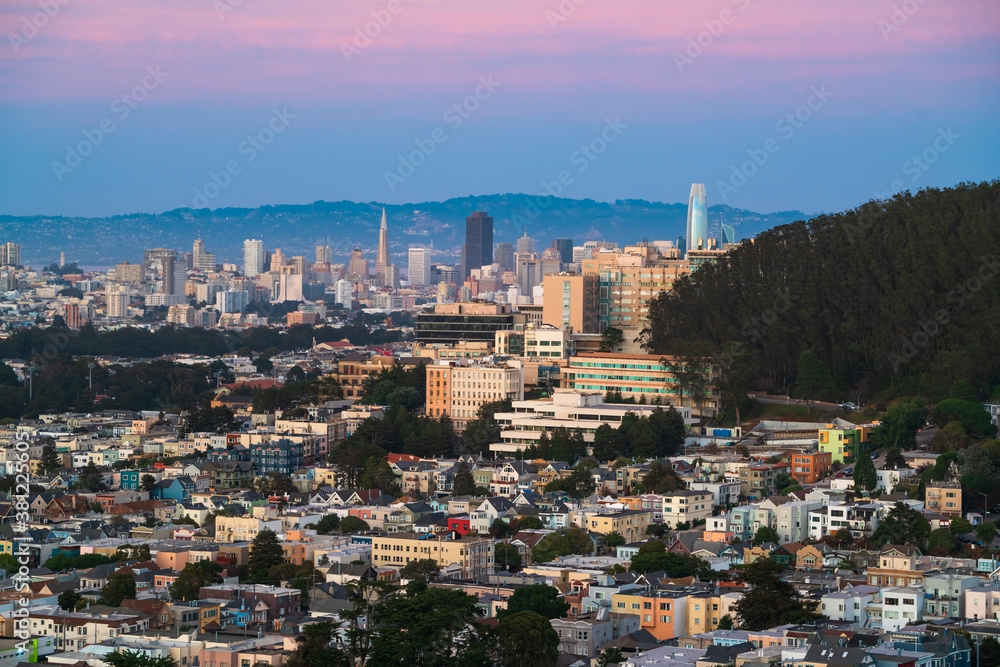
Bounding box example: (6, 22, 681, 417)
(495, 243, 514, 273)
(408, 247, 431, 285)
(721, 223, 735, 245)
(316, 244, 332, 264)
(243, 239, 265, 277)
(192, 236, 216, 272)
(516, 228, 534, 254)
(348, 248, 369, 280)
(686, 183, 709, 255)
(552, 238, 573, 265)
(461, 211, 493, 280)
(375, 207, 394, 286)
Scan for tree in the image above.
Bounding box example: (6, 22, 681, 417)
(734, 444, 750, 458)
(794, 349, 835, 402)
(342, 578, 400, 665)
(629, 540, 712, 578)
(932, 399, 995, 436)
(399, 558, 440, 582)
(58, 589, 82, 611)
(833, 527, 854, 548)
(170, 560, 223, 601)
(853, 454, 877, 493)
(141, 474, 157, 492)
(975, 521, 997, 545)
(716, 342, 758, 429)
(99, 571, 136, 606)
(314, 514, 341, 535)
(977, 636, 1000, 667)
(490, 518, 513, 539)
(494, 611, 559, 667)
(531, 528, 593, 564)
(927, 528, 958, 556)
(453, 463, 477, 496)
(103, 649, 177, 667)
(949, 517, 973, 536)
(932, 421, 972, 452)
(884, 448, 908, 470)
(286, 620, 349, 667)
(339, 516, 370, 534)
(517, 516, 543, 530)
(600, 327, 625, 353)
(752, 526, 779, 546)
(248, 529, 284, 581)
(367, 586, 484, 666)
(639, 461, 682, 494)
(871, 401, 927, 451)
(717, 614, 734, 630)
(597, 648, 625, 667)
(871, 502, 930, 549)
(604, 532, 626, 548)
(40, 438, 61, 473)
(494, 543, 522, 572)
(732, 558, 820, 630)
(497, 584, 569, 621)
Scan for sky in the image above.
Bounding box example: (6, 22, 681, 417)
(0, 0, 997, 218)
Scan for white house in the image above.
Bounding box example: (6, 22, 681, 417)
(876, 468, 916, 494)
(820, 585, 879, 623)
(872, 586, 924, 631)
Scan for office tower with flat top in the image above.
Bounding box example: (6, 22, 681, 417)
(461, 211, 493, 280)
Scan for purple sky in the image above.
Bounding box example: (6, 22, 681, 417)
(1, 0, 997, 217)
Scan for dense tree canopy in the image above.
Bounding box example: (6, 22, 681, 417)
(496, 585, 569, 621)
(733, 558, 821, 630)
(641, 183, 1000, 402)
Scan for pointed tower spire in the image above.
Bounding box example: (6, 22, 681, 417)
(376, 206, 392, 287)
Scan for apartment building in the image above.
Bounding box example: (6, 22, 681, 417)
(739, 464, 783, 500)
(660, 490, 713, 529)
(926, 480, 963, 516)
(551, 611, 639, 660)
(787, 451, 832, 485)
(610, 590, 691, 641)
(563, 352, 719, 414)
(371, 532, 494, 579)
(587, 510, 654, 543)
(819, 585, 879, 623)
(579, 252, 691, 334)
(425, 361, 524, 431)
(335, 353, 396, 399)
(215, 515, 282, 544)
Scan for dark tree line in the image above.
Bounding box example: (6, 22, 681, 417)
(0, 321, 403, 360)
(641, 182, 1000, 403)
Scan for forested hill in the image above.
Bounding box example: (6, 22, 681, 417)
(642, 181, 1000, 403)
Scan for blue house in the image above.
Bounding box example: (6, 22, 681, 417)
(154, 475, 196, 502)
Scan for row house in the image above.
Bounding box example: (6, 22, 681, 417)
(808, 502, 881, 541)
(660, 491, 712, 530)
(687, 479, 741, 508)
(866, 545, 926, 588)
(586, 509, 654, 543)
(25, 607, 150, 652)
(199, 583, 303, 622)
(819, 584, 880, 623)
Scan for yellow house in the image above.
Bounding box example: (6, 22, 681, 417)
(818, 427, 847, 463)
(587, 510, 653, 543)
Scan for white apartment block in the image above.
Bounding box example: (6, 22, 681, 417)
(820, 585, 879, 623)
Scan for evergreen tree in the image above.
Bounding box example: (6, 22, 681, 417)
(732, 558, 820, 630)
(853, 454, 877, 492)
(494, 611, 559, 667)
(794, 349, 835, 401)
(99, 571, 136, 606)
(248, 529, 284, 581)
(40, 438, 61, 473)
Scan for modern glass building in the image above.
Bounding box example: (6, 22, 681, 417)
(686, 183, 708, 255)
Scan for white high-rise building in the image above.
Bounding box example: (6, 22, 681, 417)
(217, 289, 250, 314)
(243, 239, 265, 277)
(1, 242, 21, 267)
(106, 285, 130, 318)
(335, 279, 353, 308)
(408, 247, 431, 285)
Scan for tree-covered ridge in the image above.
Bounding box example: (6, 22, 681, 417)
(642, 182, 1000, 402)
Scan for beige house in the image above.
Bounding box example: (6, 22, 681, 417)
(587, 510, 654, 543)
(926, 480, 962, 516)
(660, 490, 713, 529)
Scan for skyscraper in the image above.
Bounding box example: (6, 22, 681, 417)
(348, 248, 369, 280)
(721, 222, 735, 245)
(106, 284, 130, 318)
(495, 243, 514, 273)
(461, 211, 493, 280)
(316, 244, 332, 264)
(552, 238, 573, 264)
(516, 227, 534, 254)
(375, 207, 394, 286)
(408, 246, 431, 285)
(0, 242, 20, 267)
(686, 183, 709, 255)
(243, 239, 265, 277)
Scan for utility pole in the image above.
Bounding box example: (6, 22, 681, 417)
(88, 363, 95, 390)
(25, 365, 35, 400)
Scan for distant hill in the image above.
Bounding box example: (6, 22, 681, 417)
(0, 194, 812, 266)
